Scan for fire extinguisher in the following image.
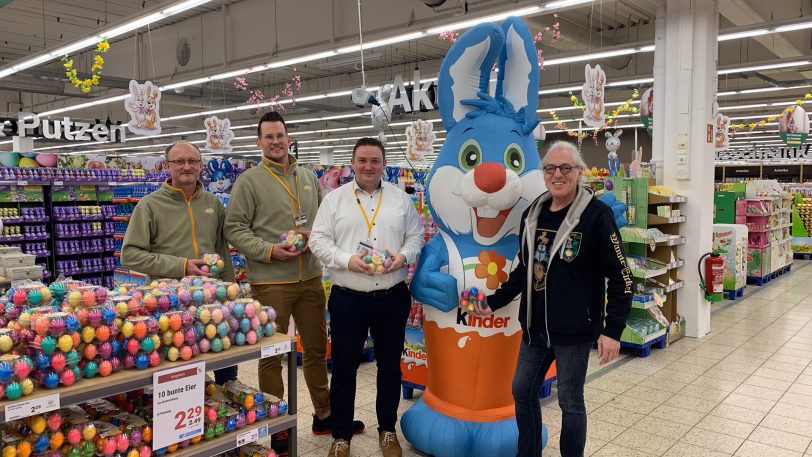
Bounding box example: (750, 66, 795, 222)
(699, 250, 726, 302)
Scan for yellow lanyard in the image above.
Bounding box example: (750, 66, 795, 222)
(355, 186, 384, 241)
(263, 163, 301, 226)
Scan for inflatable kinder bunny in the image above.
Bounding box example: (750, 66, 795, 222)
(126, 80, 161, 135)
(605, 129, 622, 176)
(207, 159, 234, 194)
(403, 17, 548, 457)
(371, 84, 393, 144)
(582, 64, 606, 128)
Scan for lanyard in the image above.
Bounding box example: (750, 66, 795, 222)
(355, 187, 384, 241)
(263, 163, 301, 226)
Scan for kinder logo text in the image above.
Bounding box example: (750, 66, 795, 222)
(402, 347, 427, 361)
(456, 308, 511, 328)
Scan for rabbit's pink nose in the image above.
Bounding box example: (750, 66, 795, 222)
(474, 162, 506, 193)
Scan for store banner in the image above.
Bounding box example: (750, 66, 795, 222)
(125, 80, 162, 136)
(779, 105, 809, 146)
(716, 144, 811, 162)
(640, 87, 654, 136)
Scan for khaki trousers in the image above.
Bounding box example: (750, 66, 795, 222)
(253, 277, 330, 416)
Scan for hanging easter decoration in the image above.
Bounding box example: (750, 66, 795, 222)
(778, 104, 809, 146)
(713, 113, 730, 150)
(371, 85, 393, 144)
(204, 116, 235, 154)
(581, 64, 606, 128)
(405, 119, 435, 165)
(640, 87, 654, 136)
(125, 80, 161, 136)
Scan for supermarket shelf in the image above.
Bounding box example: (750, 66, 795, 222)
(647, 214, 686, 225)
(169, 416, 297, 457)
(0, 333, 295, 422)
(666, 236, 686, 246)
(632, 299, 659, 310)
(667, 259, 685, 270)
(648, 193, 687, 205)
(665, 281, 684, 293)
(632, 267, 668, 279)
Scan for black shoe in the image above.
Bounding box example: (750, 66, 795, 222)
(312, 414, 366, 436)
(271, 429, 289, 456)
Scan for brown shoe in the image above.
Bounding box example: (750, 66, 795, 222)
(379, 431, 402, 457)
(327, 439, 350, 457)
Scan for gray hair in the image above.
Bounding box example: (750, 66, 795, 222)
(542, 141, 587, 169)
(164, 141, 202, 159)
(542, 140, 588, 184)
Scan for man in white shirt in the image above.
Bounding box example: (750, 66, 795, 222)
(310, 138, 424, 457)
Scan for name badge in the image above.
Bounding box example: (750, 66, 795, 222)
(294, 212, 308, 227)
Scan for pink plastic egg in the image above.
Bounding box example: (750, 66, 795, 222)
(67, 428, 82, 445)
(198, 339, 210, 353)
(246, 330, 258, 345)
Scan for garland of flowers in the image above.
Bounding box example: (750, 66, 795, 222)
(438, 31, 459, 43)
(61, 38, 109, 94)
(730, 94, 812, 134)
(234, 73, 302, 113)
(534, 14, 560, 69)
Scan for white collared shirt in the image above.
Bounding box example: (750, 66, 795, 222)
(309, 179, 424, 292)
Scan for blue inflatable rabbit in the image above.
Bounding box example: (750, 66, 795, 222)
(207, 159, 234, 194)
(403, 17, 547, 457)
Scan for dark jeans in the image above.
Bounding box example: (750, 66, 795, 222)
(214, 366, 238, 384)
(512, 339, 591, 457)
(328, 282, 411, 441)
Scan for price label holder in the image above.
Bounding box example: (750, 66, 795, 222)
(53, 181, 64, 186)
(152, 361, 206, 450)
(18, 181, 27, 186)
(261, 340, 291, 359)
(5, 393, 60, 421)
(235, 424, 269, 447)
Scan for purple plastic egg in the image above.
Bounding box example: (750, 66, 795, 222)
(198, 339, 210, 353)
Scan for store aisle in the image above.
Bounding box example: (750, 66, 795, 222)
(234, 260, 812, 457)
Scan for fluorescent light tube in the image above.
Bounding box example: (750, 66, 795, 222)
(718, 60, 811, 75)
(718, 29, 769, 42)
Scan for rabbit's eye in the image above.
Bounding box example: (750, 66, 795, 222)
(503, 144, 524, 174)
(458, 139, 482, 171)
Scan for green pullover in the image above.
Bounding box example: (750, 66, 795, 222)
(224, 154, 322, 284)
(121, 180, 235, 282)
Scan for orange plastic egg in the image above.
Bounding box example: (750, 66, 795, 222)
(168, 314, 182, 332)
(81, 291, 96, 307)
(171, 332, 185, 348)
(133, 321, 147, 339)
(95, 325, 110, 342)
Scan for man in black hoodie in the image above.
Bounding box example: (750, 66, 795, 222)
(476, 141, 632, 457)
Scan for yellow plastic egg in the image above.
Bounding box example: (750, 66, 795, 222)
(81, 326, 95, 344)
(127, 450, 139, 457)
(151, 334, 161, 351)
(226, 284, 239, 300)
(162, 331, 174, 348)
(215, 260, 225, 270)
(82, 423, 96, 441)
(221, 336, 231, 351)
(166, 347, 179, 362)
(116, 301, 128, 317)
(57, 334, 74, 352)
(20, 378, 34, 395)
(29, 416, 46, 434)
(158, 315, 169, 332)
(205, 324, 217, 339)
(67, 291, 82, 307)
(2, 446, 16, 457)
(39, 288, 52, 303)
(120, 321, 134, 338)
(198, 309, 211, 325)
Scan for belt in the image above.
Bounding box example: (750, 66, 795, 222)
(333, 282, 405, 298)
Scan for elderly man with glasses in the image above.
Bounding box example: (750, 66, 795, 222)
(121, 140, 237, 382)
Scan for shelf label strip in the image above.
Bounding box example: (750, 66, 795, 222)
(4, 393, 60, 421)
(236, 424, 269, 447)
(261, 340, 292, 359)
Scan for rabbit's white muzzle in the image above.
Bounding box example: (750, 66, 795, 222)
(460, 164, 522, 238)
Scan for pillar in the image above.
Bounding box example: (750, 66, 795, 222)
(320, 146, 334, 165)
(658, 0, 719, 338)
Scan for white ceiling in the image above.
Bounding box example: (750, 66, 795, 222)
(0, 0, 810, 162)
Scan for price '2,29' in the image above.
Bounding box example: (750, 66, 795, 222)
(174, 406, 203, 430)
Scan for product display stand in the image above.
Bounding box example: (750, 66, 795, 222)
(0, 333, 298, 456)
(610, 177, 687, 351)
(741, 194, 793, 285)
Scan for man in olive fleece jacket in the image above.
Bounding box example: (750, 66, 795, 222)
(225, 112, 363, 453)
(122, 141, 236, 383)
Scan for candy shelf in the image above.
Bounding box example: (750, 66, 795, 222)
(0, 333, 296, 423)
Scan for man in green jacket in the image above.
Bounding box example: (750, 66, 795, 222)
(121, 140, 236, 383)
(225, 112, 363, 454)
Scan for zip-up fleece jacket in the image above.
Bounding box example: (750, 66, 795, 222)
(121, 180, 235, 283)
(488, 186, 632, 345)
(224, 154, 323, 284)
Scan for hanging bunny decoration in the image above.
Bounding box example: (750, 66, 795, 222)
(371, 84, 393, 144)
(125, 80, 161, 136)
(204, 116, 236, 153)
(581, 64, 606, 128)
(605, 129, 622, 177)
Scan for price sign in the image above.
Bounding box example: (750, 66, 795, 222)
(18, 181, 27, 186)
(152, 361, 205, 449)
(53, 181, 64, 186)
(5, 393, 60, 421)
(261, 340, 291, 359)
(235, 424, 268, 447)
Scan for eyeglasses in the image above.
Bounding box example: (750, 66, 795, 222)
(166, 159, 202, 166)
(543, 164, 578, 175)
(262, 134, 288, 143)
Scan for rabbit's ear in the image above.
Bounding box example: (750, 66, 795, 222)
(615, 129, 623, 138)
(223, 160, 233, 172)
(495, 17, 540, 126)
(605, 131, 613, 139)
(437, 22, 504, 130)
(129, 80, 139, 96)
(207, 160, 218, 173)
(585, 65, 592, 83)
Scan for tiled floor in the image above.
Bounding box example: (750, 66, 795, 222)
(231, 260, 812, 456)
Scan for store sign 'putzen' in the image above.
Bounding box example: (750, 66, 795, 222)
(715, 144, 811, 161)
(0, 113, 126, 143)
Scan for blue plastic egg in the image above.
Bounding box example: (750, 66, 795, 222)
(217, 322, 229, 337)
(225, 417, 236, 432)
(33, 432, 50, 453)
(263, 323, 274, 336)
(72, 366, 81, 381)
(110, 340, 122, 356)
(470, 287, 479, 295)
(278, 400, 288, 415)
(35, 353, 51, 371)
(0, 361, 13, 382)
(254, 392, 264, 403)
(43, 370, 60, 389)
(232, 302, 245, 319)
(192, 290, 204, 304)
(135, 353, 149, 370)
(255, 408, 266, 420)
(84, 361, 98, 378)
(102, 307, 117, 325)
(239, 318, 250, 333)
(64, 314, 80, 333)
(235, 332, 246, 346)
